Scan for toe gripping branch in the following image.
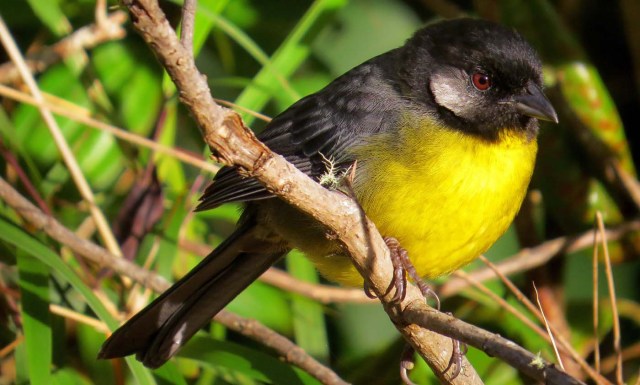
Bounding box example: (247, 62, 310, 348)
(364, 236, 440, 309)
(364, 236, 467, 384)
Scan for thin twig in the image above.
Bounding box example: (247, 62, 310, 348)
(179, 239, 374, 304)
(593, 220, 601, 373)
(596, 212, 624, 385)
(214, 311, 348, 385)
(533, 283, 564, 370)
(402, 303, 585, 385)
(611, 162, 640, 212)
(0, 16, 122, 257)
(0, 335, 24, 358)
(0, 12, 127, 84)
(50, 304, 110, 333)
(0, 84, 220, 175)
(441, 219, 640, 297)
(214, 98, 272, 122)
(260, 267, 374, 304)
(0, 140, 51, 216)
(0, 176, 167, 291)
(600, 341, 640, 376)
(454, 270, 550, 343)
(477, 256, 612, 385)
(95, 0, 108, 27)
(180, 0, 196, 57)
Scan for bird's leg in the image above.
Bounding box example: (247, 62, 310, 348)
(399, 338, 467, 384)
(338, 162, 463, 380)
(381, 237, 468, 382)
(383, 236, 408, 303)
(400, 344, 417, 385)
(383, 236, 440, 308)
(443, 329, 468, 380)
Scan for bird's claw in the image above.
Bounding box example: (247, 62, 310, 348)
(400, 344, 417, 385)
(384, 236, 440, 308)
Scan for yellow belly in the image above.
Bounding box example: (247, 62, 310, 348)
(308, 121, 537, 286)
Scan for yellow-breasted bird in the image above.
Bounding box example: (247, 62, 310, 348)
(99, 18, 558, 368)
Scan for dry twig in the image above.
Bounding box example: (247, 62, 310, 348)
(533, 283, 564, 370)
(0, 16, 122, 257)
(0, 84, 220, 175)
(441, 219, 640, 298)
(0, 12, 127, 84)
(477, 256, 612, 385)
(592, 221, 601, 373)
(180, 0, 196, 57)
(596, 212, 624, 385)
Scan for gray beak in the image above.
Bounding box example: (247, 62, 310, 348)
(512, 82, 558, 123)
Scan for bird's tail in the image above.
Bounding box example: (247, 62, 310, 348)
(98, 219, 286, 368)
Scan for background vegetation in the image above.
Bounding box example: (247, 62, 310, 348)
(0, 0, 639, 384)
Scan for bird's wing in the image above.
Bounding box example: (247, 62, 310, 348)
(196, 57, 403, 211)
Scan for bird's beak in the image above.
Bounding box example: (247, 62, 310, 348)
(512, 82, 558, 123)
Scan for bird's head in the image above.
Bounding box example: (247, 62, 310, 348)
(398, 18, 558, 140)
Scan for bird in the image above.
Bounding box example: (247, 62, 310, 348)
(99, 17, 558, 369)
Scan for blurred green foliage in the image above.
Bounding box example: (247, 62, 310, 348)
(0, 1, 639, 384)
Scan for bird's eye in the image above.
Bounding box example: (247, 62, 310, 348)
(471, 72, 492, 91)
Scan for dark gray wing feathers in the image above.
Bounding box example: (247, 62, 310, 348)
(196, 53, 404, 211)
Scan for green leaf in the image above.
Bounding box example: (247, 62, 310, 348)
(0, 218, 157, 385)
(312, 0, 421, 75)
(286, 251, 329, 362)
(226, 281, 293, 334)
(92, 42, 163, 136)
(76, 324, 116, 385)
(179, 336, 320, 385)
(17, 251, 52, 385)
(25, 0, 70, 36)
(51, 367, 94, 385)
(232, 0, 348, 125)
(195, 0, 231, 55)
(11, 64, 124, 191)
(152, 362, 189, 385)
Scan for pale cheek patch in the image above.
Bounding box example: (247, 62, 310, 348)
(430, 68, 479, 121)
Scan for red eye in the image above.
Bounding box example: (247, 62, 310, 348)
(471, 72, 492, 91)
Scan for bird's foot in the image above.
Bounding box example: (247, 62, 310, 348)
(364, 236, 467, 383)
(443, 327, 468, 380)
(400, 344, 417, 385)
(399, 337, 466, 384)
(383, 236, 440, 308)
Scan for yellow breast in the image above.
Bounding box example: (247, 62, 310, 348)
(320, 119, 537, 286)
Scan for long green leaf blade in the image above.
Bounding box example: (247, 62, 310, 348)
(17, 252, 52, 385)
(0, 218, 157, 385)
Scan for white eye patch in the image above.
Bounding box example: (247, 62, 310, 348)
(430, 67, 481, 121)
